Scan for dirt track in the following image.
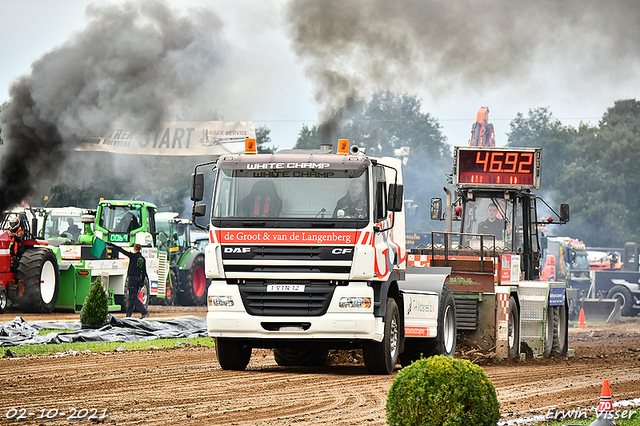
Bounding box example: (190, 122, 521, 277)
(1, 307, 639, 425)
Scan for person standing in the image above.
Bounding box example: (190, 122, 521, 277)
(108, 242, 150, 319)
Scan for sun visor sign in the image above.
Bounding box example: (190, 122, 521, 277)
(454, 147, 542, 189)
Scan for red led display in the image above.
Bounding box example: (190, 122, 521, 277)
(455, 148, 541, 189)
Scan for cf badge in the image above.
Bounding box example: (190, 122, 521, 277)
(332, 248, 353, 255)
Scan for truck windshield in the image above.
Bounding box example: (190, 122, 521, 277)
(213, 169, 369, 220)
(99, 206, 142, 233)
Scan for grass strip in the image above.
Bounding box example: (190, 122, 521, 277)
(3, 336, 215, 357)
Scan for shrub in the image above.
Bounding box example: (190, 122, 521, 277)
(80, 277, 109, 326)
(386, 355, 500, 426)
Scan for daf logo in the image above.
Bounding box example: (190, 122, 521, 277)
(332, 248, 353, 255)
(224, 247, 252, 254)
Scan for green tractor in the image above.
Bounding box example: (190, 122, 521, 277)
(154, 212, 207, 306)
(89, 200, 170, 310)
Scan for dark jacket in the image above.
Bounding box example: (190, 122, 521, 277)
(109, 244, 148, 282)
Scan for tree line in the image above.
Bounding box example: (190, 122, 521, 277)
(3, 94, 638, 247)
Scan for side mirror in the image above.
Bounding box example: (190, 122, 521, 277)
(190, 172, 204, 202)
(193, 204, 206, 218)
(430, 198, 442, 220)
(560, 203, 570, 223)
(387, 184, 404, 212)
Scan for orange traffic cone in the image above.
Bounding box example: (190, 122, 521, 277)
(594, 379, 616, 425)
(578, 308, 587, 327)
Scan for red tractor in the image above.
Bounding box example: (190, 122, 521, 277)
(0, 211, 60, 313)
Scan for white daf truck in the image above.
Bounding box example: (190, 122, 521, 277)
(190, 139, 456, 374)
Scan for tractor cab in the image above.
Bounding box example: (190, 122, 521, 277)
(94, 200, 157, 247)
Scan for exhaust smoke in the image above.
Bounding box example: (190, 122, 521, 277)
(0, 0, 229, 212)
(285, 0, 640, 142)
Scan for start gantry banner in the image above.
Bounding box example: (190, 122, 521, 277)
(76, 121, 255, 156)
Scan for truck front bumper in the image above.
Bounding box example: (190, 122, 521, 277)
(205, 280, 384, 342)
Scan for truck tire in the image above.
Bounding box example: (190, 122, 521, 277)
(273, 347, 329, 367)
(180, 254, 207, 306)
(399, 285, 457, 367)
(607, 285, 638, 317)
(0, 286, 7, 314)
(363, 297, 400, 374)
(508, 296, 520, 360)
(17, 248, 60, 313)
(215, 338, 252, 370)
(122, 278, 150, 313)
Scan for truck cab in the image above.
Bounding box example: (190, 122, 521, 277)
(191, 140, 454, 374)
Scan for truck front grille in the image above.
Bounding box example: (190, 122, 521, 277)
(238, 280, 336, 316)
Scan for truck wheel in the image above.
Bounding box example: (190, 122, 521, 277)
(163, 269, 177, 306)
(550, 304, 568, 357)
(399, 285, 457, 367)
(363, 297, 399, 374)
(0, 287, 7, 314)
(273, 347, 329, 367)
(180, 255, 207, 306)
(607, 285, 637, 317)
(17, 248, 60, 313)
(215, 338, 251, 370)
(507, 296, 520, 360)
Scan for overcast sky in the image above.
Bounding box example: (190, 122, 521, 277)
(1, 0, 639, 150)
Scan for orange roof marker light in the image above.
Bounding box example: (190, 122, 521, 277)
(337, 139, 349, 155)
(245, 138, 257, 154)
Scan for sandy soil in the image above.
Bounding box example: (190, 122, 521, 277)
(1, 307, 638, 426)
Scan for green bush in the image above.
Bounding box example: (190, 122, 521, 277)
(80, 277, 109, 326)
(386, 355, 500, 426)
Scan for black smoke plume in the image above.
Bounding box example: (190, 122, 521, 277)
(285, 0, 640, 141)
(0, 0, 228, 212)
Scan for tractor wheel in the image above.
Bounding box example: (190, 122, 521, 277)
(215, 338, 252, 371)
(507, 296, 520, 360)
(180, 254, 207, 306)
(399, 285, 456, 367)
(122, 278, 150, 313)
(607, 285, 637, 317)
(273, 346, 329, 367)
(0, 287, 7, 314)
(363, 298, 400, 374)
(17, 248, 60, 313)
(550, 303, 568, 357)
(544, 303, 554, 357)
(163, 269, 177, 306)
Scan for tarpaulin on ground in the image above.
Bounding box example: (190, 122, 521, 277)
(0, 315, 207, 347)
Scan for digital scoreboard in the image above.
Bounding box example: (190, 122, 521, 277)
(453, 147, 541, 189)
(108, 233, 130, 243)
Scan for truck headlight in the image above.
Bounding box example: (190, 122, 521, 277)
(339, 297, 371, 309)
(208, 296, 234, 307)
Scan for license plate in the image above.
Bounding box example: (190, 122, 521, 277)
(266, 284, 305, 292)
